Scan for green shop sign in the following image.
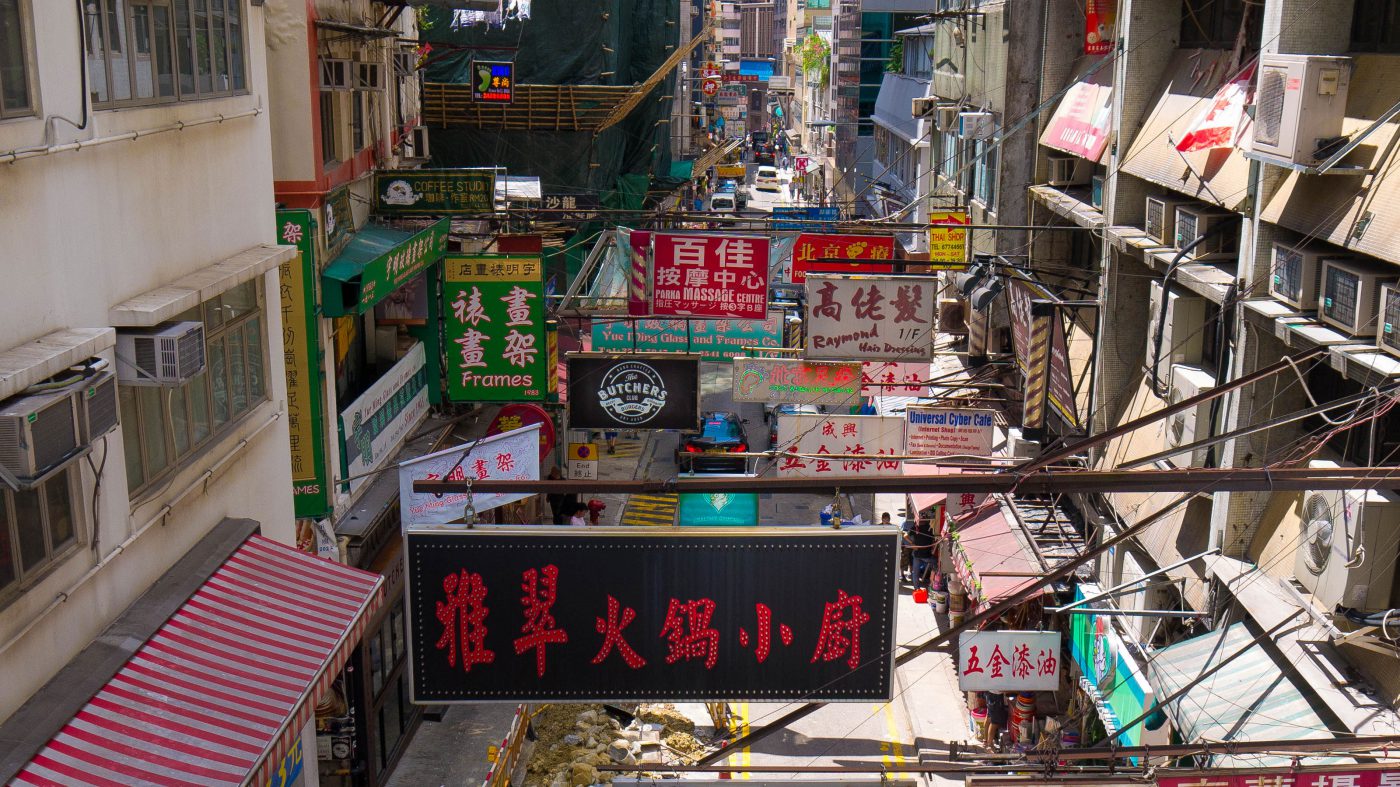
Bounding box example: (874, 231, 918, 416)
(322, 217, 450, 317)
(275, 210, 331, 518)
(443, 255, 548, 402)
(374, 169, 497, 215)
(590, 311, 784, 362)
(678, 491, 759, 526)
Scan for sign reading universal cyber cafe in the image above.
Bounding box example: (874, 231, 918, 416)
(805, 274, 937, 360)
(444, 255, 548, 402)
(566, 355, 701, 432)
(405, 528, 898, 701)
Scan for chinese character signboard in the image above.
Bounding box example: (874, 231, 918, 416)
(957, 630, 1061, 692)
(772, 206, 839, 231)
(567, 355, 701, 432)
(276, 210, 331, 518)
(927, 211, 968, 270)
(774, 414, 905, 478)
(341, 343, 430, 496)
(1008, 279, 1080, 428)
(905, 407, 996, 460)
(791, 234, 896, 283)
(473, 60, 514, 103)
(1040, 81, 1113, 161)
(340, 217, 451, 316)
(540, 192, 600, 222)
(398, 425, 542, 528)
(323, 186, 354, 255)
(567, 442, 598, 480)
(488, 403, 557, 461)
(405, 528, 898, 701)
(590, 313, 784, 362)
(731, 358, 861, 407)
(651, 234, 770, 320)
(374, 169, 497, 215)
(805, 275, 937, 360)
(1158, 772, 1400, 787)
(444, 256, 548, 402)
(861, 361, 931, 398)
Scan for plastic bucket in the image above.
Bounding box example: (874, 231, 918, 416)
(970, 708, 988, 739)
(1015, 694, 1036, 717)
(931, 590, 949, 613)
(912, 588, 928, 604)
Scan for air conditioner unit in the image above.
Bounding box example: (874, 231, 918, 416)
(1319, 258, 1397, 336)
(1174, 206, 1237, 261)
(1146, 281, 1207, 392)
(957, 111, 994, 140)
(355, 62, 386, 91)
(911, 96, 937, 118)
(1269, 241, 1334, 310)
(1090, 174, 1105, 209)
(408, 126, 431, 159)
(1295, 460, 1400, 612)
(1253, 54, 1352, 166)
(0, 389, 80, 480)
(319, 58, 352, 90)
(115, 321, 207, 386)
(1165, 364, 1215, 467)
(1377, 284, 1400, 359)
(935, 105, 959, 132)
(1144, 195, 1191, 245)
(1047, 155, 1091, 187)
(77, 370, 119, 443)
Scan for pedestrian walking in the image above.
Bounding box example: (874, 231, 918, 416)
(604, 431, 619, 454)
(903, 517, 936, 589)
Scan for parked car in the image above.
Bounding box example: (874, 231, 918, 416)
(709, 193, 737, 212)
(754, 166, 781, 193)
(679, 412, 750, 472)
(767, 403, 825, 447)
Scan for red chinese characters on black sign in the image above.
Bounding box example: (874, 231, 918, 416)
(406, 530, 898, 702)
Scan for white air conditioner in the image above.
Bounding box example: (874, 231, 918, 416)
(1377, 284, 1400, 359)
(115, 321, 207, 386)
(1165, 364, 1215, 467)
(77, 370, 119, 443)
(1047, 154, 1091, 186)
(911, 96, 937, 118)
(1318, 259, 1397, 336)
(319, 58, 352, 90)
(0, 389, 81, 479)
(355, 62, 386, 91)
(1296, 460, 1400, 612)
(935, 105, 959, 132)
(1253, 54, 1352, 166)
(1144, 195, 1191, 246)
(408, 126, 431, 159)
(1174, 206, 1237, 261)
(957, 111, 994, 140)
(1269, 241, 1335, 310)
(1146, 281, 1207, 393)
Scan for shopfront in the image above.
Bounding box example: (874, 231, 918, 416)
(1066, 583, 1164, 751)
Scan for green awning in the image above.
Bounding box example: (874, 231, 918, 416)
(322, 217, 451, 317)
(669, 160, 695, 180)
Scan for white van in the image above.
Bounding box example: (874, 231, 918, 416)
(709, 193, 737, 212)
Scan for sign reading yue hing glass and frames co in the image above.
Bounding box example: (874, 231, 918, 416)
(276, 210, 331, 518)
(443, 256, 548, 402)
(405, 528, 898, 702)
(731, 358, 861, 407)
(472, 60, 515, 103)
(374, 169, 497, 215)
(566, 355, 701, 432)
(805, 274, 938, 360)
(589, 312, 784, 362)
(341, 343, 430, 496)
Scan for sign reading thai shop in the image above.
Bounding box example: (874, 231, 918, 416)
(341, 343, 429, 496)
(566, 355, 701, 432)
(926, 211, 968, 270)
(774, 414, 904, 478)
(276, 210, 331, 518)
(472, 60, 515, 103)
(791, 234, 896, 283)
(805, 274, 937, 360)
(444, 255, 548, 402)
(1008, 278, 1080, 428)
(957, 630, 1062, 692)
(374, 169, 497, 215)
(590, 312, 783, 362)
(651, 233, 770, 320)
(405, 528, 898, 702)
(398, 425, 542, 528)
(905, 407, 996, 460)
(731, 358, 861, 407)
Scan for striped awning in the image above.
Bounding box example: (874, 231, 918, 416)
(11, 536, 384, 787)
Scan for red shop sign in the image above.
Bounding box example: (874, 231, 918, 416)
(650, 233, 770, 320)
(792, 233, 896, 283)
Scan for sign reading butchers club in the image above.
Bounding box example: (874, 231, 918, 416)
(650, 233, 770, 320)
(805, 274, 937, 360)
(405, 528, 898, 701)
(566, 355, 701, 432)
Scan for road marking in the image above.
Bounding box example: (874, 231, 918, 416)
(740, 702, 751, 779)
(882, 701, 906, 766)
(621, 492, 678, 526)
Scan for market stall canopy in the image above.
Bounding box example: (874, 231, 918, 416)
(322, 217, 450, 317)
(949, 504, 1045, 606)
(1039, 56, 1114, 164)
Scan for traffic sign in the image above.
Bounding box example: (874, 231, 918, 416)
(568, 442, 599, 480)
(701, 79, 719, 97)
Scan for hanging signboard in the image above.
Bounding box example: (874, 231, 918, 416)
(472, 60, 515, 103)
(443, 255, 548, 402)
(701, 79, 719, 97)
(1008, 278, 1080, 428)
(591, 313, 783, 362)
(791, 234, 896, 283)
(1083, 0, 1116, 55)
(1040, 81, 1114, 161)
(398, 425, 543, 528)
(276, 210, 332, 518)
(540, 192, 601, 222)
(1158, 771, 1398, 787)
(731, 358, 861, 407)
(487, 403, 557, 462)
(678, 481, 760, 526)
(772, 206, 839, 232)
(957, 630, 1062, 692)
(374, 169, 497, 215)
(566, 355, 702, 432)
(405, 528, 898, 701)
(323, 186, 355, 255)
(341, 343, 430, 496)
(927, 211, 968, 270)
(774, 414, 905, 478)
(1068, 584, 1155, 749)
(567, 442, 599, 480)
(904, 407, 996, 460)
(650, 233, 770, 320)
(861, 361, 931, 398)
(805, 274, 937, 360)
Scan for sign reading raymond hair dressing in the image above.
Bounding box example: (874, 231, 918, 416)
(805, 275, 937, 360)
(566, 355, 701, 432)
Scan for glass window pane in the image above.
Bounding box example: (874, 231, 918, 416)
(370, 629, 384, 695)
(13, 488, 45, 572)
(193, 0, 211, 93)
(390, 605, 406, 663)
(204, 294, 225, 330)
(0, 496, 14, 590)
(188, 370, 211, 444)
(209, 337, 229, 426)
(0, 0, 31, 114)
(245, 318, 264, 401)
(131, 4, 153, 100)
(209, 0, 226, 91)
(228, 322, 247, 415)
(170, 381, 191, 456)
(108, 0, 132, 101)
(173, 0, 194, 94)
(223, 281, 256, 319)
(320, 91, 337, 163)
(352, 92, 364, 151)
(153, 5, 174, 97)
(86, 0, 112, 103)
(120, 386, 144, 490)
(227, 0, 243, 90)
(45, 473, 74, 551)
(139, 387, 169, 476)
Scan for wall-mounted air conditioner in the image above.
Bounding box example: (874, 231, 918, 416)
(1318, 259, 1396, 336)
(1296, 460, 1400, 612)
(1144, 195, 1191, 246)
(1253, 54, 1352, 166)
(1090, 174, 1104, 209)
(77, 370, 119, 443)
(935, 105, 959, 133)
(1047, 155, 1091, 187)
(1377, 284, 1400, 359)
(1269, 241, 1335, 310)
(1174, 206, 1237, 261)
(0, 389, 80, 480)
(1165, 364, 1215, 467)
(1146, 281, 1207, 392)
(319, 58, 353, 90)
(957, 111, 994, 140)
(115, 321, 207, 387)
(408, 126, 431, 159)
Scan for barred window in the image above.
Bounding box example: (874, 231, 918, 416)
(0, 466, 82, 604)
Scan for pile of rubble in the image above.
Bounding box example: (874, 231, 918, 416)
(524, 704, 712, 787)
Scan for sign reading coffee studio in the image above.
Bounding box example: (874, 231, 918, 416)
(566, 355, 701, 432)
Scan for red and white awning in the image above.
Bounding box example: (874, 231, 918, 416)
(12, 536, 383, 787)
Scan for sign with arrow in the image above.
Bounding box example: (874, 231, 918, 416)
(927, 210, 968, 270)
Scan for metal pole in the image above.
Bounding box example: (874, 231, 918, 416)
(1049, 548, 1219, 613)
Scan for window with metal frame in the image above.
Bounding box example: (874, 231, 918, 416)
(0, 0, 34, 118)
(0, 466, 82, 605)
(118, 280, 267, 493)
(1178, 0, 1261, 51)
(1351, 0, 1400, 52)
(973, 136, 998, 207)
(84, 0, 247, 108)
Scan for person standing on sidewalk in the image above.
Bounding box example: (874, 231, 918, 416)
(904, 517, 936, 589)
(545, 467, 576, 525)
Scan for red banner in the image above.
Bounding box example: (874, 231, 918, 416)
(651, 233, 770, 320)
(1159, 770, 1400, 787)
(792, 234, 896, 283)
(1084, 0, 1115, 55)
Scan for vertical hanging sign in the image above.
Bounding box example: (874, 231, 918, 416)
(472, 60, 515, 103)
(276, 210, 331, 519)
(444, 256, 548, 402)
(1084, 0, 1116, 55)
